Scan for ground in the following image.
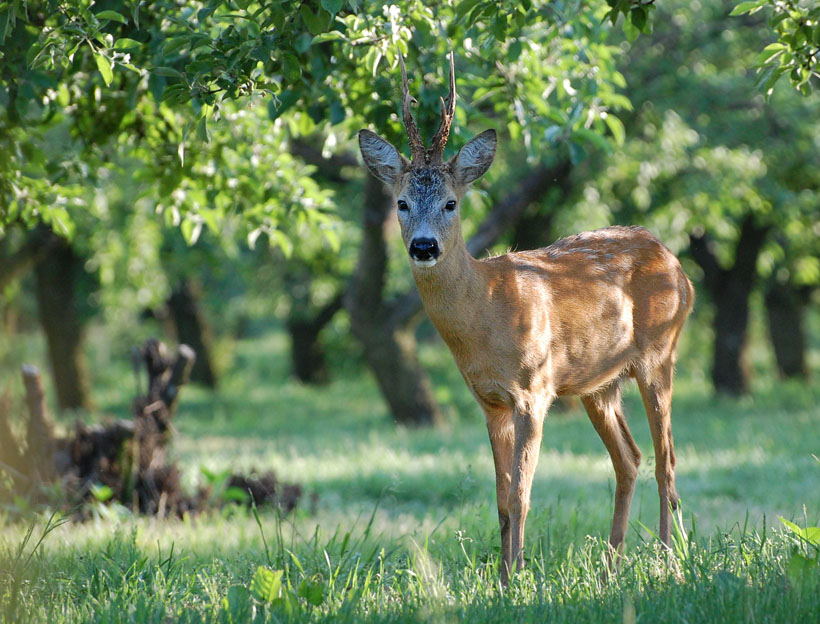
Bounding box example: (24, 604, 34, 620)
(1, 325, 819, 622)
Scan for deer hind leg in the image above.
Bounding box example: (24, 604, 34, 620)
(508, 398, 549, 576)
(486, 409, 514, 585)
(581, 380, 642, 562)
(636, 359, 679, 547)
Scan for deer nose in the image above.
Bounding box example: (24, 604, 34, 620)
(409, 238, 440, 262)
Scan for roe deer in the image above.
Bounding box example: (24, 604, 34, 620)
(358, 53, 694, 585)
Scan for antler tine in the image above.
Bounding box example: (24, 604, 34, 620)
(429, 51, 457, 165)
(399, 52, 426, 163)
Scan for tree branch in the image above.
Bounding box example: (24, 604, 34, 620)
(0, 227, 60, 291)
(688, 231, 725, 294)
(289, 139, 359, 184)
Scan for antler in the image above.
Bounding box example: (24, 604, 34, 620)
(428, 51, 456, 165)
(399, 52, 426, 163)
(398, 52, 457, 166)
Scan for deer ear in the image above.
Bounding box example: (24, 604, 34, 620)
(452, 129, 496, 184)
(358, 130, 407, 185)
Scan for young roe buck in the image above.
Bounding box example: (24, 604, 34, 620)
(358, 54, 694, 584)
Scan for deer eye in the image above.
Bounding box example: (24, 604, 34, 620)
(444, 200, 457, 211)
(397, 200, 409, 211)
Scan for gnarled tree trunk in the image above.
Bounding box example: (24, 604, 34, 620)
(33, 240, 92, 411)
(690, 216, 769, 395)
(765, 280, 809, 380)
(287, 291, 344, 384)
(167, 280, 218, 388)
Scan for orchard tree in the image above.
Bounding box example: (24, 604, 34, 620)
(570, 0, 820, 394)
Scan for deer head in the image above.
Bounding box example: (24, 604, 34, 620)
(359, 53, 497, 268)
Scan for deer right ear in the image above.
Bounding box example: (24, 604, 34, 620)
(358, 130, 407, 185)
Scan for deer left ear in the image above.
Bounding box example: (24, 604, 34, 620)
(358, 129, 408, 185)
(452, 129, 496, 185)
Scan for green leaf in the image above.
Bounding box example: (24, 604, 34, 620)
(271, 229, 294, 257)
(154, 66, 185, 79)
(282, 53, 301, 83)
(90, 483, 114, 502)
(780, 517, 820, 546)
(96, 10, 128, 24)
(95, 53, 114, 86)
(568, 140, 587, 164)
(729, 1, 767, 17)
(320, 0, 343, 15)
(180, 218, 203, 245)
(297, 579, 324, 606)
(604, 114, 625, 146)
(509, 39, 523, 61)
(222, 486, 250, 503)
(250, 567, 283, 603)
(114, 38, 141, 50)
(573, 127, 611, 153)
(268, 90, 298, 121)
(196, 114, 210, 143)
(163, 36, 190, 56)
(630, 7, 647, 32)
(301, 6, 330, 36)
(311, 31, 345, 44)
(786, 552, 818, 585)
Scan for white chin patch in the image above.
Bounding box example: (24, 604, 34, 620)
(413, 258, 438, 268)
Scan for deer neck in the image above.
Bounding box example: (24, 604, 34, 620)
(411, 237, 484, 343)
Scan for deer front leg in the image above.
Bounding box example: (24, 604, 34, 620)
(508, 402, 547, 575)
(486, 410, 514, 584)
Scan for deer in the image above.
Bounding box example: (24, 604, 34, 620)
(358, 53, 694, 585)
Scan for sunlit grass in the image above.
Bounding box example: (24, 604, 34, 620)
(1, 323, 819, 622)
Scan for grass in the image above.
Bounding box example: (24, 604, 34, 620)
(1, 325, 819, 622)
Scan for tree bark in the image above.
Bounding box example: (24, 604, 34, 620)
(764, 281, 809, 380)
(33, 240, 92, 410)
(0, 227, 59, 292)
(286, 291, 344, 384)
(689, 216, 770, 395)
(166, 280, 218, 388)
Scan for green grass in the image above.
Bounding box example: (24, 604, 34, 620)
(1, 326, 819, 622)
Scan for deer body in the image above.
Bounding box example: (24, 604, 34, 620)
(359, 54, 693, 584)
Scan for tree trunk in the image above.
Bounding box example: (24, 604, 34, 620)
(764, 281, 808, 380)
(286, 292, 344, 384)
(167, 280, 218, 388)
(690, 216, 769, 395)
(346, 175, 443, 426)
(711, 284, 753, 395)
(33, 240, 92, 411)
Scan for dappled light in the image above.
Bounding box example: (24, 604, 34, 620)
(2, 0, 820, 621)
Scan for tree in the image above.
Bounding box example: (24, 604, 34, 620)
(568, 0, 820, 394)
(730, 0, 820, 95)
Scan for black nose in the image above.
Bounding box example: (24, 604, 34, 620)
(409, 238, 440, 261)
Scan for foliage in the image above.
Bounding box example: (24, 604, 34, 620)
(566, 0, 820, 291)
(0, 0, 639, 246)
(731, 0, 820, 95)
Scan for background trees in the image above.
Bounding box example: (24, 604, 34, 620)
(1, 0, 818, 421)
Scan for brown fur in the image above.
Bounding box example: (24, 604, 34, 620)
(412, 224, 693, 583)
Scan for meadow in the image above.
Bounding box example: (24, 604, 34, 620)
(1, 325, 819, 623)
